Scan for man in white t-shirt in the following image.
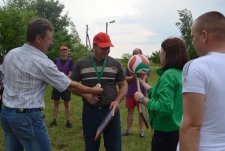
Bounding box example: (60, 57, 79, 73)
(178, 11, 225, 151)
(0, 57, 3, 111)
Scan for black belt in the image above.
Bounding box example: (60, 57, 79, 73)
(3, 105, 43, 113)
(83, 102, 110, 110)
(96, 105, 110, 110)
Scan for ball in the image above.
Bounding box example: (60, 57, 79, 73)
(127, 54, 150, 74)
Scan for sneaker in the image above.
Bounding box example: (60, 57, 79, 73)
(49, 119, 57, 127)
(66, 121, 73, 128)
(139, 130, 145, 138)
(122, 129, 132, 136)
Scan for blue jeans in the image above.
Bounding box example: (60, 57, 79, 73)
(82, 103, 121, 151)
(1, 106, 51, 151)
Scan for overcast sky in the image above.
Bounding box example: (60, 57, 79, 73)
(58, 0, 225, 58)
(1, 0, 225, 58)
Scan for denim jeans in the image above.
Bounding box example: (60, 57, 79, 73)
(82, 103, 121, 151)
(1, 106, 51, 151)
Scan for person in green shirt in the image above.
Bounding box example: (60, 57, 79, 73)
(134, 37, 189, 151)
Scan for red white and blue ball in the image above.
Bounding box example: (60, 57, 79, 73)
(128, 54, 150, 74)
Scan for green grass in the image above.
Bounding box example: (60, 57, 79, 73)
(0, 65, 160, 151)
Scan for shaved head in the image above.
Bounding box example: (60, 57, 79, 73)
(194, 11, 225, 42)
(132, 48, 142, 55)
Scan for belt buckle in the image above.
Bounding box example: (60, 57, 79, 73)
(98, 106, 103, 110)
(16, 108, 25, 113)
(18, 108, 24, 112)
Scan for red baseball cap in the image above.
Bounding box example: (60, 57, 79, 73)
(60, 46, 68, 51)
(93, 32, 114, 48)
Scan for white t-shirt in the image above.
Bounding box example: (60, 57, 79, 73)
(0, 64, 3, 89)
(178, 52, 225, 151)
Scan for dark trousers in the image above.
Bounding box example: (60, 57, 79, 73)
(152, 130, 179, 151)
(82, 103, 121, 151)
(0, 88, 3, 111)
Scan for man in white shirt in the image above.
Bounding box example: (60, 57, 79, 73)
(1, 18, 103, 151)
(179, 11, 225, 151)
(0, 57, 3, 111)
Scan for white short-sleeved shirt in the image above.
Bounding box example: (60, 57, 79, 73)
(179, 52, 225, 151)
(2, 44, 71, 108)
(0, 64, 3, 89)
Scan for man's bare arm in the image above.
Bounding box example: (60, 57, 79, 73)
(67, 71, 72, 79)
(125, 75, 135, 83)
(179, 92, 205, 151)
(68, 81, 103, 95)
(110, 80, 128, 110)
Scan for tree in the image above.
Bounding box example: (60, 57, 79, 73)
(0, 6, 36, 56)
(6, 0, 35, 9)
(7, 0, 70, 32)
(1, 0, 88, 60)
(47, 21, 90, 61)
(149, 50, 160, 64)
(121, 53, 132, 68)
(176, 8, 197, 59)
(68, 21, 91, 61)
(32, 0, 70, 32)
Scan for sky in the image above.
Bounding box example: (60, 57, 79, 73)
(1, 0, 225, 58)
(57, 0, 225, 58)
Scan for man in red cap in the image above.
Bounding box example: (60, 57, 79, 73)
(72, 32, 127, 151)
(49, 46, 74, 128)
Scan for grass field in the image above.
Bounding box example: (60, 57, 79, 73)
(0, 65, 160, 151)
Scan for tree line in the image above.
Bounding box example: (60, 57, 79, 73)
(0, 2, 197, 63)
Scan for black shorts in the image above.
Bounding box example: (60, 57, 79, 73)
(51, 88, 71, 101)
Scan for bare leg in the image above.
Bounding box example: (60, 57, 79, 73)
(49, 100, 60, 127)
(127, 107, 135, 131)
(139, 114, 145, 138)
(122, 107, 135, 136)
(64, 100, 70, 121)
(139, 114, 144, 130)
(64, 100, 73, 128)
(53, 100, 60, 120)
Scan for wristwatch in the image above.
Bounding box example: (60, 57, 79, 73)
(139, 96, 145, 104)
